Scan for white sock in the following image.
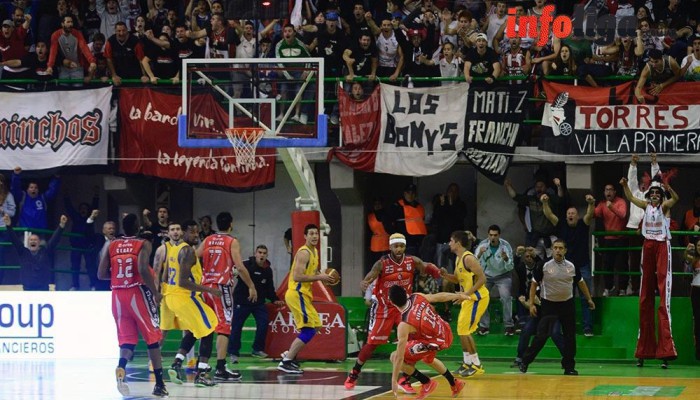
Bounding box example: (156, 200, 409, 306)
(471, 353, 481, 366)
(462, 352, 471, 365)
(198, 362, 208, 370)
(175, 353, 185, 361)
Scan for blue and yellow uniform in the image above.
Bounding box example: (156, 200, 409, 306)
(456, 250, 490, 336)
(285, 244, 321, 329)
(162, 241, 217, 338)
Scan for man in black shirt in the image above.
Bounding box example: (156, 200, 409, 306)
(228, 244, 284, 362)
(0, 40, 54, 82)
(542, 193, 596, 336)
(312, 11, 349, 124)
(463, 33, 500, 85)
(2, 214, 67, 291)
(343, 32, 377, 91)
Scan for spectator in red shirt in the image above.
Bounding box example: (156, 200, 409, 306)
(593, 183, 630, 297)
(103, 21, 147, 85)
(46, 15, 96, 84)
(0, 17, 30, 79)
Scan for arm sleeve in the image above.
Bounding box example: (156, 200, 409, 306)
(47, 227, 64, 250)
(4, 224, 25, 252)
(627, 164, 638, 193)
(48, 31, 59, 69)
(265, 268, 279, 302)
(533, 263, 544, 283)
(64, 197, 80, 220)
(612, 198, 627, 219)
(44, 177, 61, 200)
(3, 193, 16, 218)
(134, 43, 145, 61)
(78, 32, 96, 64)
(10, 173, 23, 202)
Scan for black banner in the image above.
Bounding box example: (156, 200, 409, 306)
(463, 84, 529, 184)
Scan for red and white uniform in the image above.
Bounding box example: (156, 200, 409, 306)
(636, 204, 677, 360)
(367, 254, 417, 344)
(401, 294, 453, 365)
(109, 237, 161, 346)
(200, 233, 235, 334)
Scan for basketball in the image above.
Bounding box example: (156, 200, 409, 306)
(325, 268, 341, 286)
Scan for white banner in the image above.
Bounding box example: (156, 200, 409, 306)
(377, 83, 468, 176)
(0, 87, 112, 170)
(0, 292, 117, 359)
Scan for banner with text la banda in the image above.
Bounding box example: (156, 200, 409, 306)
(329, 83, 467, 175)
(539, 80, 700, 155)
(118, 88, 275, 191)
(0, 87, 111, 170)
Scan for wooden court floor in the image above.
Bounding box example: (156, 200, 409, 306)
(1, 358, 697, 399)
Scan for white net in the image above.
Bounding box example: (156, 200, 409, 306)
(225, 128, 265, 169)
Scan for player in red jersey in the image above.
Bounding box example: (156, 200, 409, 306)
(388, 285, 467, 399)
(345, 233, 441, 392)
(97, 214, 168, 397)
(196, 211, 257, 381)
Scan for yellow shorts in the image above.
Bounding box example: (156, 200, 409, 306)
(457, 292, 489, 336)
(159, 297, 181, 332)
(163, 292, 217, 339)
(285, 290, 321, 329)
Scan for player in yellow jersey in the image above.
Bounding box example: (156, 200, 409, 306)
(154, 224, 180, 345)
(160, 220, 221, 387)
(277, 224, 334, 374)
(441, 230, 489, 378)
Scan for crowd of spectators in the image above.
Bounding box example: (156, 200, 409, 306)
(1, 1, 699, 89)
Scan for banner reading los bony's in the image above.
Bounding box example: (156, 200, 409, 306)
(119, 88, 275, 191)
(539, 81, 700, 155)
(0, 87, 111, 170)
(376, 83, 468, 175)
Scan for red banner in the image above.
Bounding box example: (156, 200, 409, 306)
(118, 88, 275, 191)
(264, 302, 347, 361)
(326, 84, 381, 171)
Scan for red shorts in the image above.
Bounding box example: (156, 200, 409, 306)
(403, 327, 453, 365)
(112, 286, 162, 346)
(201, 284, 233, 335)
(367, 302, 401, 344)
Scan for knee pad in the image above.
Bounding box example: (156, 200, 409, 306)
(298, 327, 316, 344)
(120, 344, 136, 352)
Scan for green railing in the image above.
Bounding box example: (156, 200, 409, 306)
(591, 230, 696, 277)
(0, 226, 93, 276)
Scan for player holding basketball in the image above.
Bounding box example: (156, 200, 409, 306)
(277, 224, 335, 374)
(441, 230, 490, 377)
(162, 220, 221, 387)
(97, 214, 168, 397)
(345, 233, 442, 393)
(197, 211, 257, 381)
(388, 285, 467, 399)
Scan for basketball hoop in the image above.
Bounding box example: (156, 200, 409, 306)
(225, 127, 265, 169)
